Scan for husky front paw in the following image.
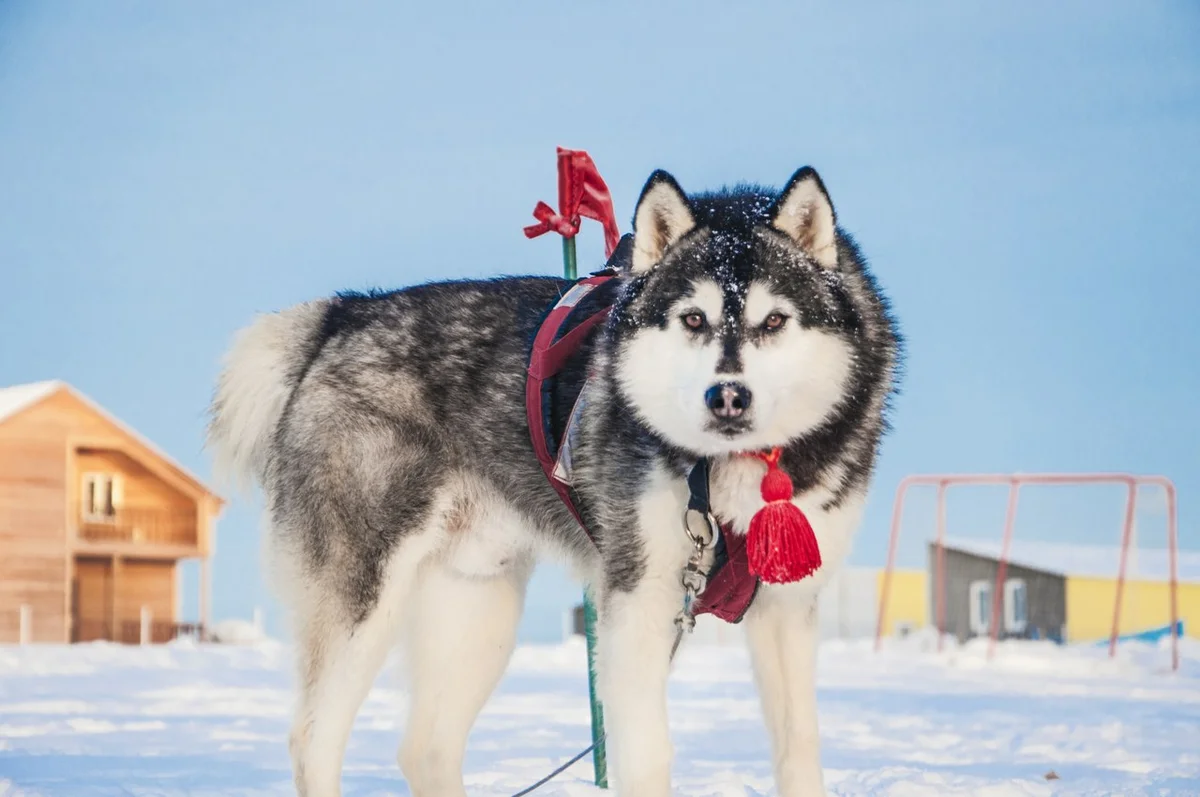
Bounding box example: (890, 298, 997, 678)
(776, 764, 826, 797)
(612, 765, 673, 797)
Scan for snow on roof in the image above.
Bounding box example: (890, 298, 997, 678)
(0, 380, 62, 424)
(0, 380, 221, 502)
(940, 535, 1200, 583)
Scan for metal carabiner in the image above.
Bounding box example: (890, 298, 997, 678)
(682, 507, 717, 550)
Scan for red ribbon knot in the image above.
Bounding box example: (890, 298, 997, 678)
(523, 147, 621, 258)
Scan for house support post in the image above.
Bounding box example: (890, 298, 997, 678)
(18, 605, 32, 645)
(200, 557, 210, 641)
(110, 555, 122, 643)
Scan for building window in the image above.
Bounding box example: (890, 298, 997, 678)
(1005, 578, 1028, 634)
(968, 580, 992, 636)
(82, 473, 121, 521)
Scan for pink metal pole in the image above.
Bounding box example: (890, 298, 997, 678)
(875, 480, 913, 651)
(935, 481, 947, 652)
(987, 480, 1021, 660)
(890, 473, 1148, 487)
(1108, 480, 1139, 659)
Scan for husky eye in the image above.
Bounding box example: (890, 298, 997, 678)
(682, 312, 707, 331)
(763, 313, 788, 331)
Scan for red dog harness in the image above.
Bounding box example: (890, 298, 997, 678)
(525, 273, 761, 623)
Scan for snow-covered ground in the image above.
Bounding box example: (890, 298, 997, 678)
(1, 633, 1198, 796)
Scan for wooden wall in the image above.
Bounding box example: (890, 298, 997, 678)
(0, 396, 70, 643)
(75, 448, 197, 545)
(935, 546, 1067, 643)
(116, 558, 176, 632)
(73, 556, 112, 642)
(76, 449, 192, 510)
(71, 556, 177, 643)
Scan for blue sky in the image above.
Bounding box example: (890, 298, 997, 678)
(2, 1, 1198, 642)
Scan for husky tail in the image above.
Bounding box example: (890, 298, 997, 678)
(206, 300, 329, 492)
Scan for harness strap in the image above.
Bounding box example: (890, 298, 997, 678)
(682, 457, 762, 624)
(686, 458, 711, 515)
(525, 275, 615, 535)
(528, 305, 612, 381)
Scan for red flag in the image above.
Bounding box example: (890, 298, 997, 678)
(524, 147, 621, 258)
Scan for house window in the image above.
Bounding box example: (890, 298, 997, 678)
(82, 473, 121, 521)
(968, 580, 992, 635)
(1005, 579, 1028, 634)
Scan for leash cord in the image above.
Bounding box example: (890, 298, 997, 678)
(507, 628, 685, 796)
(509, 737, 603, 797)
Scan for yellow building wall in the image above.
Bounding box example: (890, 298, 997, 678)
(1066, 576, 1200, 642)
(876, 568, 928, 636)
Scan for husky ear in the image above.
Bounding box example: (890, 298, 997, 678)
(631, 170, 696, 273)
(769, 167, 838, 268)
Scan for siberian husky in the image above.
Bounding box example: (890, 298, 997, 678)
(207, 166, 901, 796)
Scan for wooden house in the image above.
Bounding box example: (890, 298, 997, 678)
(0, 381, 222, 644)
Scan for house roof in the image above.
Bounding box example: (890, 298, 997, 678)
(0, 380, 222, 504)
(939, 535, 1200, 583)
(0, 380, 61, 424)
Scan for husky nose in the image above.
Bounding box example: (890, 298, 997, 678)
(705, 382, 752, 419)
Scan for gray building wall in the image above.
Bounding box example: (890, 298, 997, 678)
(928, 543, 1067, 643)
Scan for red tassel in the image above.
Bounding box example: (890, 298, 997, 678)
(746, 448, 822, 583)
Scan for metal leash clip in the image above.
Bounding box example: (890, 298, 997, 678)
(675, 507, 718, 635)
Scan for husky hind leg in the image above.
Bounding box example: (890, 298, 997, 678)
(285, 531, 431, 797)
(269, 406, 451, 795)
(398, 533, 533, 795)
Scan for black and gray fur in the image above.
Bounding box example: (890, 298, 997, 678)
(207, 165, 901, 797)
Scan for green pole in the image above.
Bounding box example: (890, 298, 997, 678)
(561, 232, 607, 788)
(562, 236, 578, 280)
(582, 591, 608, 787)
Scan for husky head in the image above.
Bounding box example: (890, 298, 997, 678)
(611, 167, 869, 456)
